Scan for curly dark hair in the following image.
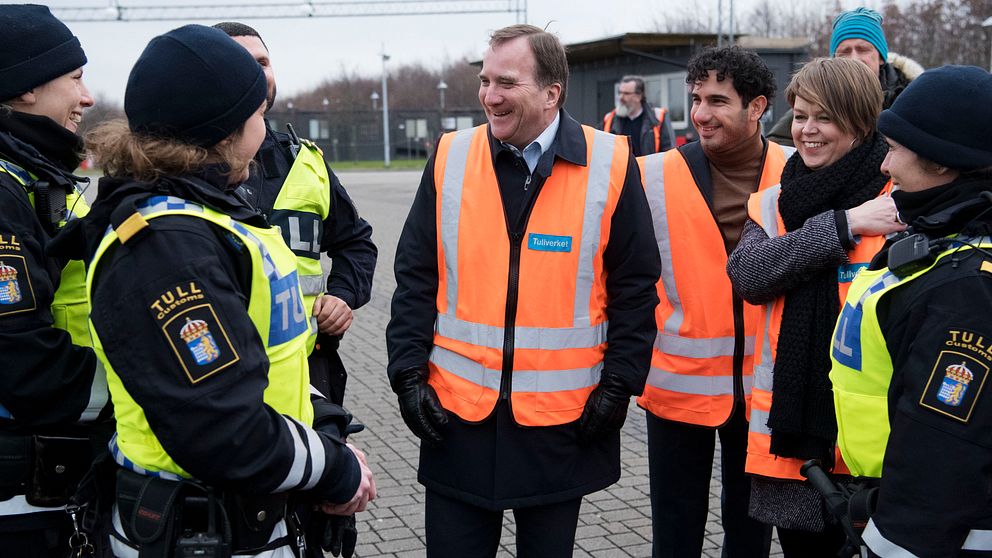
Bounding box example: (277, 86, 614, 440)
(685, 46, 776, 113)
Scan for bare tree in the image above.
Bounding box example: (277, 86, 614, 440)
(285, 56, 480, 112)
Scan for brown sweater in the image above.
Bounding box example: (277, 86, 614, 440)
(707, 127, 765, 254)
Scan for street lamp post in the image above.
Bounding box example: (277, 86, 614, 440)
(437, 79, 448, 132)
(381, 48, 391, 168)
(983, 16, 992, 72)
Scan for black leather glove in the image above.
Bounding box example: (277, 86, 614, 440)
(322, 514, 358, 557)
(577, 375, 631, 443)
(391, 367, 448, 446)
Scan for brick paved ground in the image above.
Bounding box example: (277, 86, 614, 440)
(332, 170, 783, 558)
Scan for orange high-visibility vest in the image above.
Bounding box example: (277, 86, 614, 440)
(604, 107, 667, 153)
(743, 181, 892, 479)
(636, 142, 790, 427)
(427, 124, 628, 427)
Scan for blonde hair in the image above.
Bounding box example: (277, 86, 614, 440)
(786, 57, 882, 141)
(86, 119, 249, 182)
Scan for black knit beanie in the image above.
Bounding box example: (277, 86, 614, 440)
(0, 4, 87, 101)
(878, 65, 992, 171)
(125, 24, 266, 148)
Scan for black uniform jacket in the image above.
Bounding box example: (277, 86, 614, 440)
(868, 178, 992, 557)
(63, 168, 360, 503)
(0, 115, 105, 435)
(386, 110, 661, 509)
(241, 122, 376, 310)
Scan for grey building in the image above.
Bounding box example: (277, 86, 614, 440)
(562, 33, 811, 142)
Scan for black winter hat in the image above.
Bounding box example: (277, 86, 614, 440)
(125, 24, 266, 148)
(0, 4, 87, 101)
(878, 65, 992, 171)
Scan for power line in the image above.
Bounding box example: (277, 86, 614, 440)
(52, 0, 527, 22)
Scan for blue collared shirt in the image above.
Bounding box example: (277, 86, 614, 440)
(502, 112, 561, 175)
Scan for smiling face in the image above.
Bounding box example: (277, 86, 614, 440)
(478, 36, 560, 150)
(690, 71, 765, 155)
(13, 68, 94, 133)
(792, 96, 859, 171)
(880, 137, 959, 192)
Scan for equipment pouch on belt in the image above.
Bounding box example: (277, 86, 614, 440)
(221, 491, 287, 552)
(26, 435, 92, 507)
(0, 435, 32, 501)
(116, 468, 290, 558)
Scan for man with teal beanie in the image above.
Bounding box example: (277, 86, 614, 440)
(830, 7, 889, 65)
(767, 7, 924, 146)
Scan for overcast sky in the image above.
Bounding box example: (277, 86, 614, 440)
(33, 0, 864, 105)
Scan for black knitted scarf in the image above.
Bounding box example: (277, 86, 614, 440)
(767, 133, 891, 461)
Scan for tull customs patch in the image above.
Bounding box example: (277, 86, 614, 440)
(152, 281, 239, 384)
(920, 330, 991, 423)
(0, 255, 35, 317)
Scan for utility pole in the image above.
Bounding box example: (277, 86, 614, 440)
(381, 46, 391, 167)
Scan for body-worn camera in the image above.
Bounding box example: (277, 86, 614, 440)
(175, 532, 230, 558)
(887, 233, 936, 277)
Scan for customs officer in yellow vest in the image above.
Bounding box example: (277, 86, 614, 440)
(73, 25, 376, 557)
(829, 65, 992, 557)
(0, 6, 111, 556)
(214, 22, 377, 406)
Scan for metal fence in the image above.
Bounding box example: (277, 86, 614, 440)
(266, 108, 485, 162)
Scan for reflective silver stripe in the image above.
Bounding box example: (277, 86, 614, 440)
(435, 314, 607, 350)
(439, 129, 475, 316)
(430, 346, 600, 392)
(964, 529, 992, 551)
(863, 519, 921, 557)
(641, 153, 684, 336)
(754, 361, 774, 392)
(646, 367, 751, 396)
(780, 145, 798, 160)
(749, 407, 771, 435)
(754, 302, 776, 392)
(298, 273, 324, 296)
(573, 130, 616, 325)
(291, 417, 326, 491)
(429, 346, 501, 390)
(655, 332, 755, 358)
(78, 359, 109, 423)
(274, 416, 307, 491)
(758, 184, 781, 238)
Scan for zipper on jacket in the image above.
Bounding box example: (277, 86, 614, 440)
(500, 231, 525, 400)
(499, 172, 546, 402)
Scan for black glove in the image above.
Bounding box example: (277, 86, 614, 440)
(577, 375, 631, 443)
(322, 514, 358, 558)
(391, 367, 448, 446)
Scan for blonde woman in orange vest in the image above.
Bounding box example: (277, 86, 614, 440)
(727, 57, 906, 557)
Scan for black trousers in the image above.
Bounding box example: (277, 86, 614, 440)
(777, 525, 847, 558)
(424, 489, 582, 558)
(0, 514, 73, 558)
(647, 406, 771, 558)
